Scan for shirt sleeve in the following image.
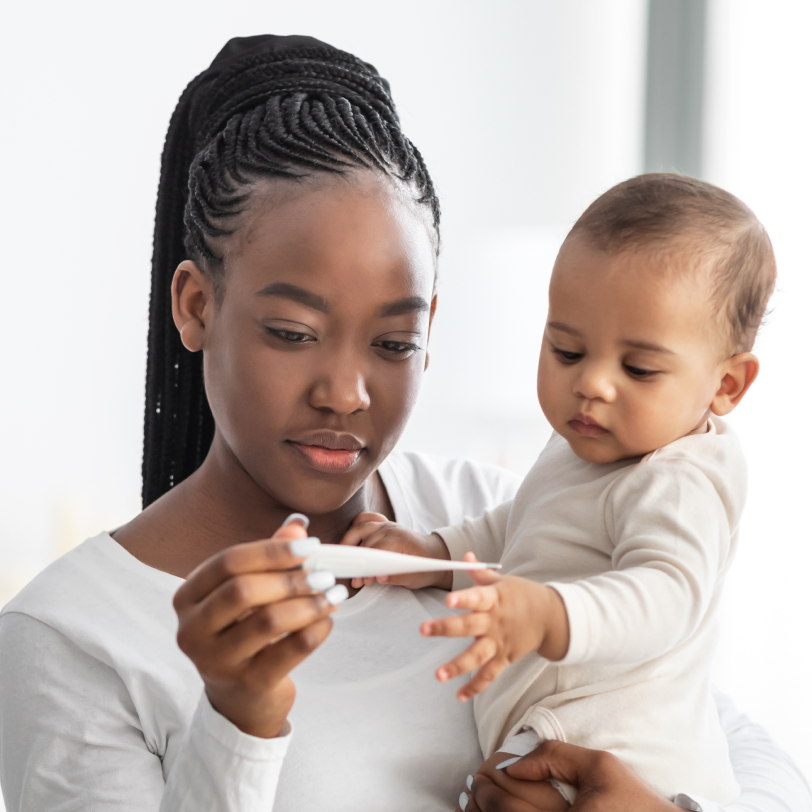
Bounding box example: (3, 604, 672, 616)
(435, 499, 513, 591)
(551, 458, 733, 665)
(0, 611, 290, 812)
(674, 688, 812, 812)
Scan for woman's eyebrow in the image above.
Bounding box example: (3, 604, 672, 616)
(378, 296, 430, 317)
(255, 282, 330, 314)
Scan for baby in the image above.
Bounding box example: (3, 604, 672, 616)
(342, 174, 776, 807)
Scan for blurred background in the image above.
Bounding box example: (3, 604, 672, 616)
(1, 0, 811, 791)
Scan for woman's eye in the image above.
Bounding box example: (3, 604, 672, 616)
(551, 347, 583, 363)
(625, 364, 658, 378)
(266, 328, 314, 344)
(376, 340, 420, 358)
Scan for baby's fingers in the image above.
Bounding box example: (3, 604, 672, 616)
(421, 611, 492, 639)
(446, 585, 499, 612)
(350, 577, 378, 588)
(435, 637, 498, 684)
(456, 656, 507, 701)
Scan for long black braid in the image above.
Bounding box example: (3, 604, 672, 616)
(143, 34, 440, 508)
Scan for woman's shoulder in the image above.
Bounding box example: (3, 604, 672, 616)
(1, 532, 182, 661)
(379, 449, 522, 534)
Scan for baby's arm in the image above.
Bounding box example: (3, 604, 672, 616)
(425, 457, 738, 696)
(421, 560, 570, 700)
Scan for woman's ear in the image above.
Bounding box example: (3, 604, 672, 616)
(710, 352, 760, 416)
(424, 294, 438, 371)
(172, 260, 214, 352)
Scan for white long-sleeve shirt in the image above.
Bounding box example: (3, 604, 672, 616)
(0, 449, 808, 812)
(439, 419, 745, 804)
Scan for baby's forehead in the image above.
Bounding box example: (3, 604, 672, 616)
(550, 238, 732, 346)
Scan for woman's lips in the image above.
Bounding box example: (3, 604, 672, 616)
(289, 443, 361, 472)
(286, 432, 365, 473)
(568, 417, 609, 437)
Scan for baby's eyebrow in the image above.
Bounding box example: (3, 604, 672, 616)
(547, 321, 582, 337)
(622, 339, 675, 355)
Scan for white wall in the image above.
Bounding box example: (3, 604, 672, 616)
(2, 0, 811, 795)
(703, 0, 812, 784)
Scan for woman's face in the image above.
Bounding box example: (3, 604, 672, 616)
(176, 172, 437, 515)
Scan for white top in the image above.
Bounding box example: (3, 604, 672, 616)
(439, 419, 743, 804)
(0, 449, 809, 812)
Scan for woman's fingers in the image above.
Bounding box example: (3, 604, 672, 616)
(503, 739, 615, 788)
(244, 615, 335, 686)
(446, 585, 499, 612)
(175, 530, 316, 607)
(194, 569, 333, 634)
(468, 773, 542, 812)
(436, 636, 498, 681)
(212, 592, 338, 663)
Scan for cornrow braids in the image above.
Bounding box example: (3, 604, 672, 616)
(143, 35, 440, 508)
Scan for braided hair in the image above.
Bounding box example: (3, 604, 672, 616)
(143, 34, 440, 508)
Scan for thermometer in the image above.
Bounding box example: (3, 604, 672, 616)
(302, 543, 500, 579)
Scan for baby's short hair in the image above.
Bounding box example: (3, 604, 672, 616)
(567, 173, 776, 353)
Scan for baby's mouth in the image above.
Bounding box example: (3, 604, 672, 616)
(568, 415, 609, 437)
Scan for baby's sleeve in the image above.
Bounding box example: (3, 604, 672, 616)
(435, 499, 513, 591)
(551, 457, 738, 666)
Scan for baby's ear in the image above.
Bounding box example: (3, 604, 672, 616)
(711, 352, 760, 416)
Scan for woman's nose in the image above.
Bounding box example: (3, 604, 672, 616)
(574, 363, 616, 403)
(309, 360, 371, 415)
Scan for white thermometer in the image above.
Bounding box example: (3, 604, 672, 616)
(302, 544, 501, 579)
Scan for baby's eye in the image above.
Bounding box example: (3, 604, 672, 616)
(551, 347, 583, 363)
(625, 364, 658, 378)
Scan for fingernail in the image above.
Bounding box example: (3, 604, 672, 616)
(466, 775, 473, 790)
(306, 570, 336, 591)
(437, 668, 448, 681)
(459, 791, 468, 810)
(495, 756, 521, 770)
(282, 513, 310, 529)
(290, 536, 321, 557)
(325, 585, 349, 605)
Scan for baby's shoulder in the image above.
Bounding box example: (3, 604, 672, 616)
(611, 417, 747, 520)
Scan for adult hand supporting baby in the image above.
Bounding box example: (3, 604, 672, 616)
(340, 512, 453, 590)
(461, 740, 682, 811)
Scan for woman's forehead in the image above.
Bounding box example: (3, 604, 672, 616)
(223, 173, 436, 305)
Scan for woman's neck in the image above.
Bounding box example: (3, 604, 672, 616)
(113, 437, 394, 578)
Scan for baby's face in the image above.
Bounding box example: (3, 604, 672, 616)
(537, 237, 727, 464)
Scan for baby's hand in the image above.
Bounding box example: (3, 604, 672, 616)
(421, 554, 571, 701)
(340, 513, 453, 590)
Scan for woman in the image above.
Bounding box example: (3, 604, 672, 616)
(0, 35, 808, 812)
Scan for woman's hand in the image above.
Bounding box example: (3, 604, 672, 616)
(340, 512, 453, 590)
(459, 740, 681, 811)
(173, 517, 346, 739)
